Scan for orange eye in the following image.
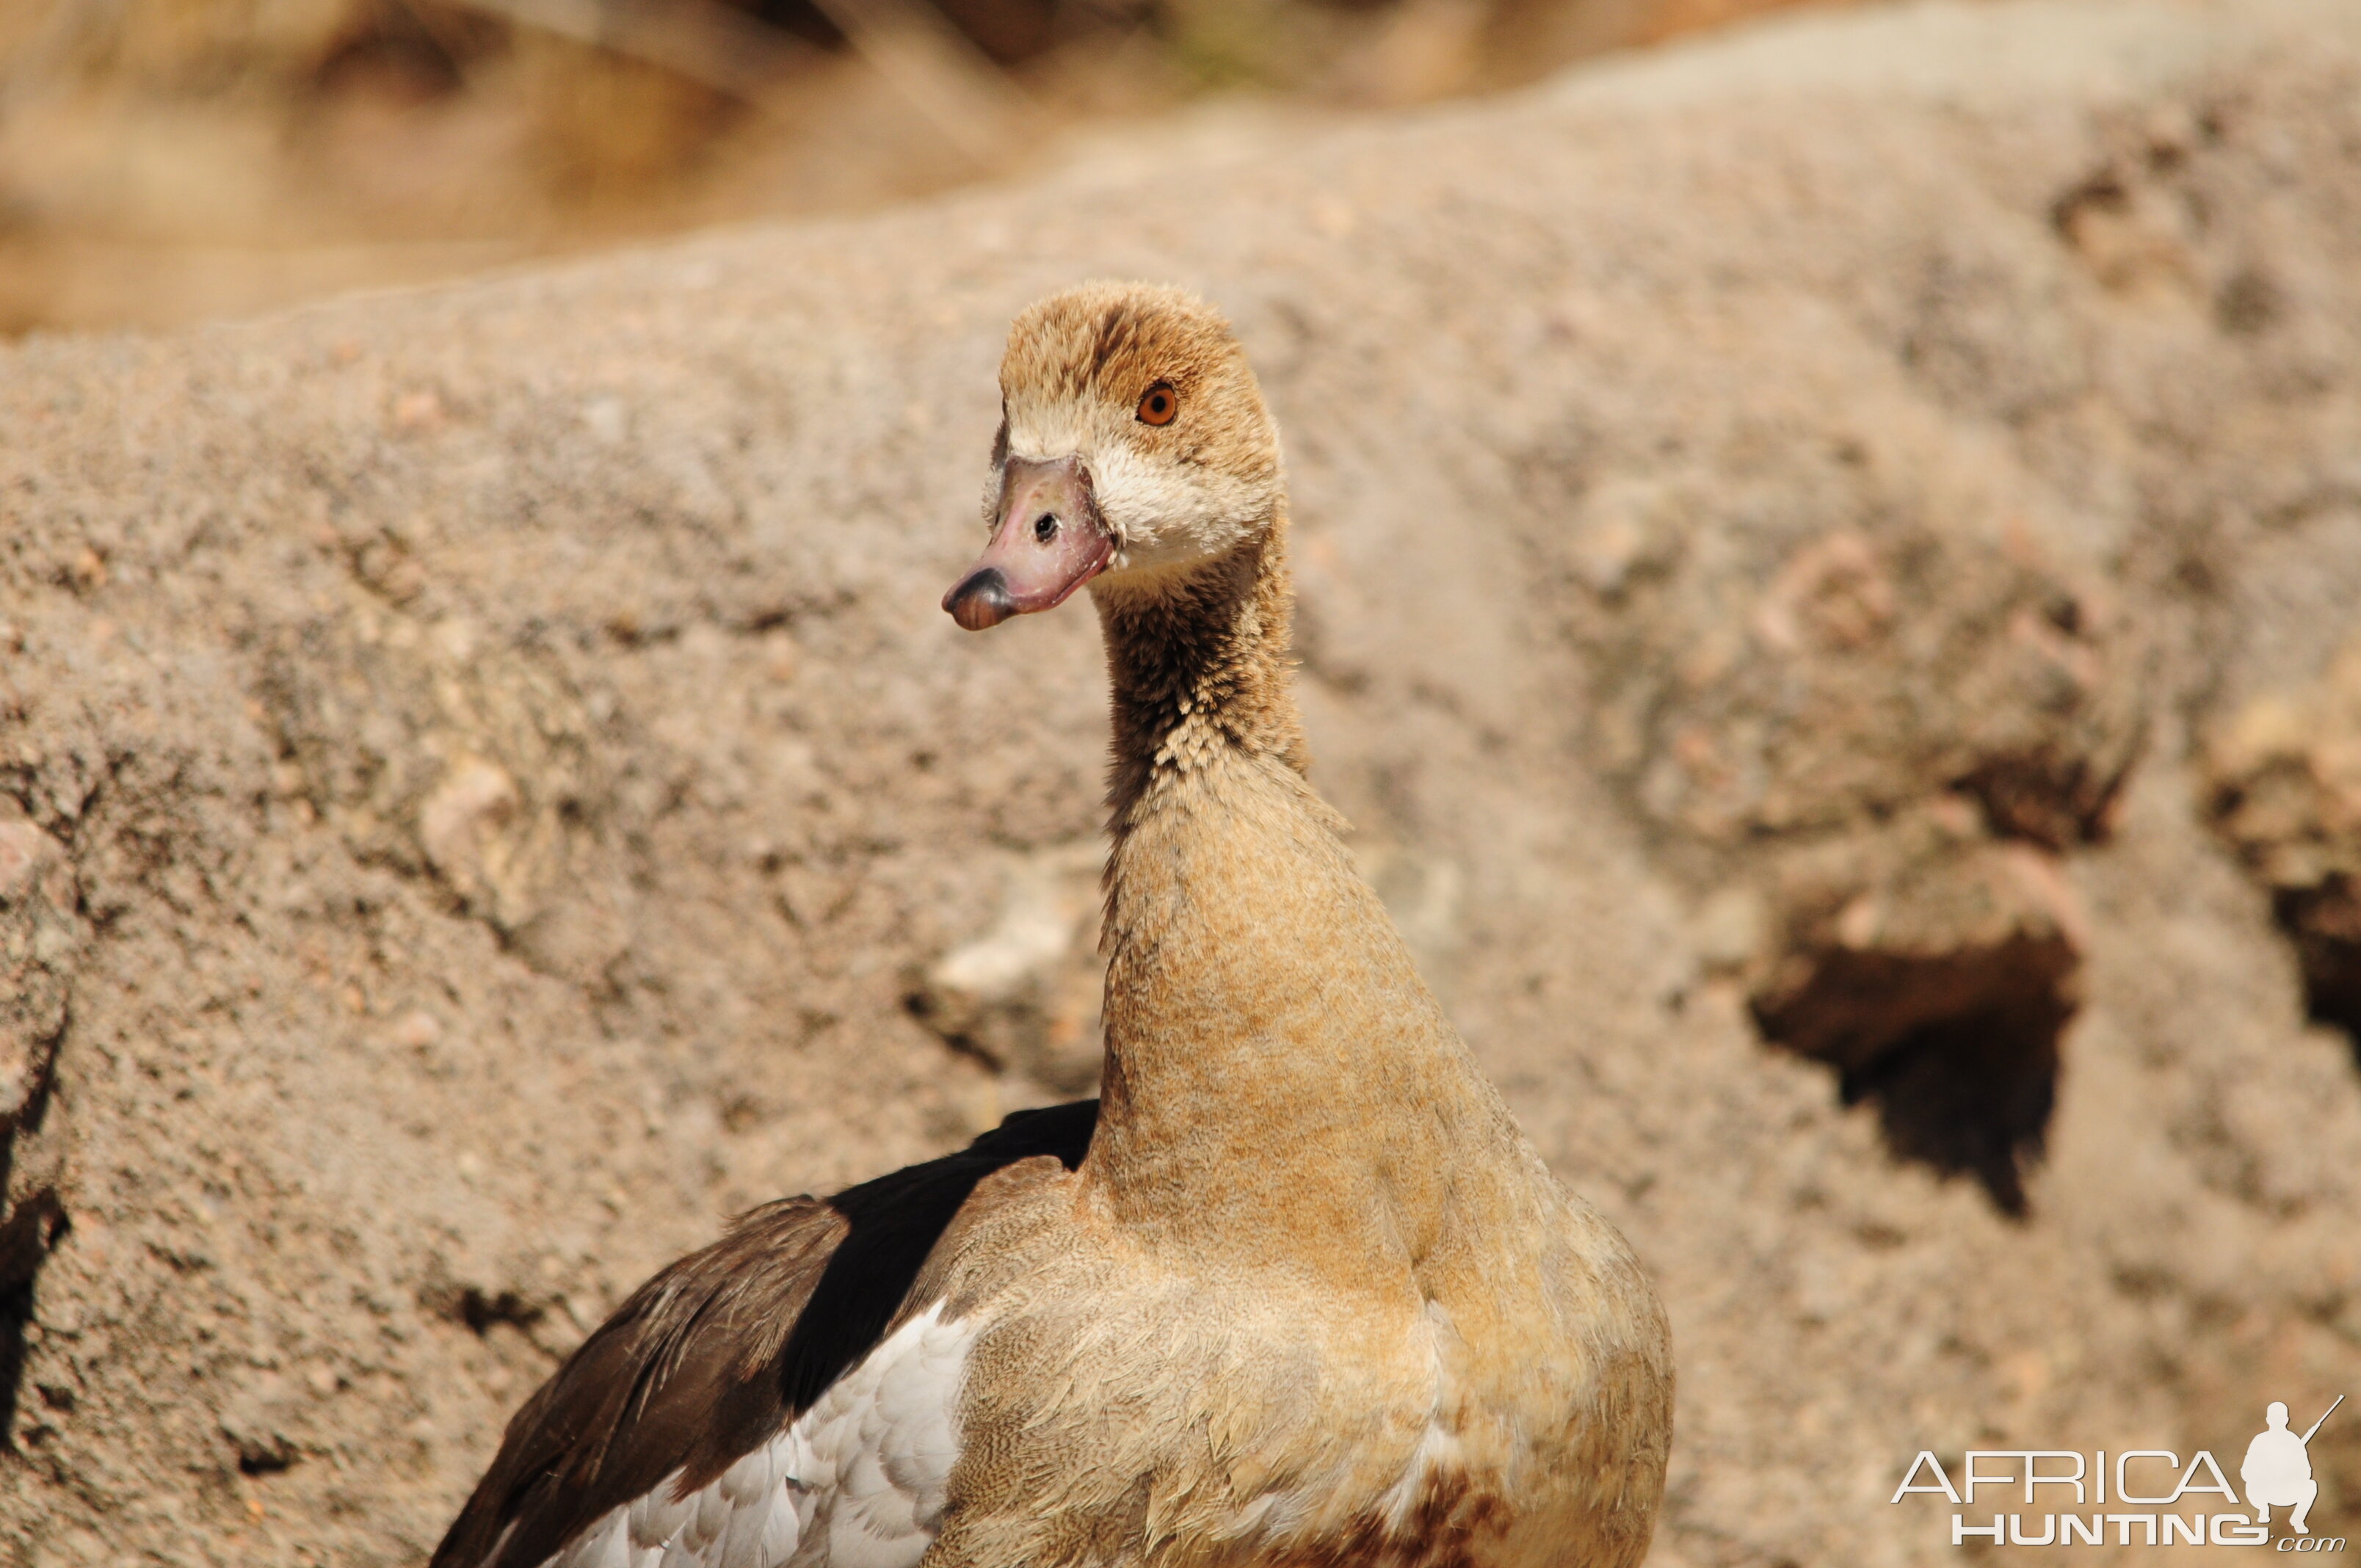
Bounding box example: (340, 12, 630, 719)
(1136, 383, 1178, 426)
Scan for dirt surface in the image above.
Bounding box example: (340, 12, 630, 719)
(3, 1, 2360, 1561)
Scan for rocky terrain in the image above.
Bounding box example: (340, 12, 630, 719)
(2, 1, 2360, 1561)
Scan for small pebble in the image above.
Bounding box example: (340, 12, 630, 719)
(391, 1010, 441, 1050)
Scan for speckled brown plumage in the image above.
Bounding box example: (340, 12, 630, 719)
(921, 282, 1674, 1566)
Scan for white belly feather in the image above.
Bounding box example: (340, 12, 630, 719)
(534, 1305, 973, 1568)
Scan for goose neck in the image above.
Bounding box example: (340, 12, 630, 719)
(1093, 526, 1308, 819)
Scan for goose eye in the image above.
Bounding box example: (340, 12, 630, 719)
(1136, 384, 1178, 426)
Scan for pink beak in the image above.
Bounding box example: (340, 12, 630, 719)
(943, 456, 1114, 631)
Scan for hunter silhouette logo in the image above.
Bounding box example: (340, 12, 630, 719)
(1890, 1395, 2348, 1549)
(2247, 1397, 2343, 1538)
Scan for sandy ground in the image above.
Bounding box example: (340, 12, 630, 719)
(1, 1, 2360, 1562)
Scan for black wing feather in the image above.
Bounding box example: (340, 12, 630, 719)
(430, 1099, 1098, 1568)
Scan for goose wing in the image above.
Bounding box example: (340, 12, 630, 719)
(430, 1100, 1098, 1568)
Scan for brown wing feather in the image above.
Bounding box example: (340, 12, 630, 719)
(431, 1099, 1098, 1568)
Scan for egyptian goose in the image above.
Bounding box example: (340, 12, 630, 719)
(432, 282, 1672, 1568)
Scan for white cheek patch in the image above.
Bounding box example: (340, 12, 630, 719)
(537, 1306, 973, 1568)
(1085, 443, 1260, 574)
(1003, 405, 1264, 576)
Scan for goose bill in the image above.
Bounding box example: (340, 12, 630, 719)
(943, 455, 1114, 631)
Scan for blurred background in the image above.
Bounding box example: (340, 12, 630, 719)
(0, 0, 1849, 334)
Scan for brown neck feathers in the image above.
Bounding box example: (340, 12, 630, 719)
(1092, 519, 1309, 821)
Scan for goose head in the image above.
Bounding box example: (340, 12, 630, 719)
(943, 282, 1282, 630)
